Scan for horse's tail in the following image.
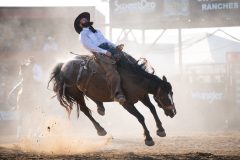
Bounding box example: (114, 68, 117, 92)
(48, 63, 73, 118)
(48, 62, 91, 119)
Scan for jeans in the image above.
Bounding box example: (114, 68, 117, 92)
(98, 43, 117, 56)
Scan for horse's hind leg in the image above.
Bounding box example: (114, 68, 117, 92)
(80, 106, 107, 136)
(122, 103, 154, 146)
(77, 94, 107, 136)
(92, 99, 105, 116)
(140, 95, 166, 137)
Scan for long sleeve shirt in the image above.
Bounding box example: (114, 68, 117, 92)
(79, 27, 116, 54)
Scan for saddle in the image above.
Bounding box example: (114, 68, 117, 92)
(74, 54, 116, 93)
(93, 53, 116, 64)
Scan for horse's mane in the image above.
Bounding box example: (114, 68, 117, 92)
(117, 56, 162, 83)
(118, 58, 173, 92)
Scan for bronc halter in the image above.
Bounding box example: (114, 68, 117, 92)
(154, 87, 175, 110)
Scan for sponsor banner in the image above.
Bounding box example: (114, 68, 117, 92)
(110, 0, 240, 28)
(191, 0, 240, 13)
(189, 0, 240, 27)
(187, 82, 227, 106)
(191, 91, 224, 104)
(110, 0, 163, 28)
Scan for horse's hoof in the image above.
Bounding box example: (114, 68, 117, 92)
(97, 108, 105, 116)
(97, 129, 107, 136)
(157, 130, 166, 137)
(145, 139, 155, 146)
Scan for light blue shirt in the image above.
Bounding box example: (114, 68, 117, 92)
(79, 27, 116, 54)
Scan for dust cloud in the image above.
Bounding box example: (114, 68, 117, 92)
(13, 116, 113, 155)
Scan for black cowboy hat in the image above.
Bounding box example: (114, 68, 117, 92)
(74, 12, 92, 34)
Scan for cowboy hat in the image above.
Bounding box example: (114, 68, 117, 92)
(74, 12, 91, 34)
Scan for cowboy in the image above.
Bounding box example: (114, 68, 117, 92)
(14, 56, 43, 138)
(74, 12, 126, 104)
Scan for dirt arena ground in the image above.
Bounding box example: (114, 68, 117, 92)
(0, 132, 240, 159)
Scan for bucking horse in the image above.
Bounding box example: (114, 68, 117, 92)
(48, 52, 176, 146)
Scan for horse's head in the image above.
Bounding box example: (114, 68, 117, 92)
(154, 76, 176, 118)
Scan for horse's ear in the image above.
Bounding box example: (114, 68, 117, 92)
(162, 75, 167, 82)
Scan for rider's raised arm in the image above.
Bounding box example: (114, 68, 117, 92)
(80, 32, 107, 54)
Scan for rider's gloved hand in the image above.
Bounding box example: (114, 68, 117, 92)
(116, 44, 124, 51)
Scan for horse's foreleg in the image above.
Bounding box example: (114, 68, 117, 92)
(140, 95, 166, 137)
(80, 106, 107, 136)
(122, 103, 154, 146)
(92, 99, 105, 116)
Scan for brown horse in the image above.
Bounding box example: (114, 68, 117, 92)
(48, 54, 176, 146)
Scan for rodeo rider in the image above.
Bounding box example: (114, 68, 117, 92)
(74, 12, 126, 105)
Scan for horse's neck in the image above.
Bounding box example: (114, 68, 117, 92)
(145, 76, 159, 95)
(120, 68, 158, 95)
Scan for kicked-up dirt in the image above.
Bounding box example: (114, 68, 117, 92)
(0, 132, 240, 159)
